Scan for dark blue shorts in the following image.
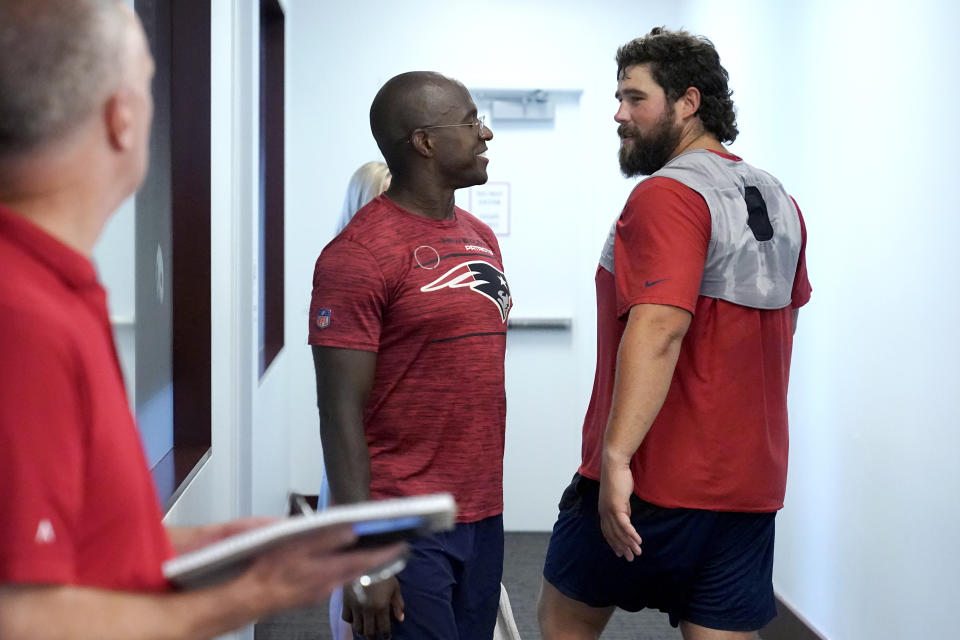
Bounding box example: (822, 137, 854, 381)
(360, 513, 504, 640)
(542, 474, 776, 631)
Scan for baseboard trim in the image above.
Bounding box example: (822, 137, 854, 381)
(761, 592, 827, 640)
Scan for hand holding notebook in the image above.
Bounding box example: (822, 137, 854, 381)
(164, 493, 456, 589)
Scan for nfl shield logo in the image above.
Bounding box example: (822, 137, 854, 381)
(315, 308, 332, 329)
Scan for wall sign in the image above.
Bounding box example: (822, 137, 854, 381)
(470, 182, 511, 236)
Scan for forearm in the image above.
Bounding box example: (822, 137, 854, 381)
(312, 346, 378, 506)
(0, 579, 271, 640)
(603, 305, 689, 465)
(320, 413, 372, 505)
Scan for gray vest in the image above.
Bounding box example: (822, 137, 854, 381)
(600, 150, 801, 310)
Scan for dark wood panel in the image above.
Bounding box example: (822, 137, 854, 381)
(134, 0, 174, 469)
(259, 0, 285, 376)
(170, 0, 211, 452)
(134, 0, 212, 506)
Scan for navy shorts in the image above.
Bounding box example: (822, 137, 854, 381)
(358, 513, 504, 640)
(542, 474, 776, 631)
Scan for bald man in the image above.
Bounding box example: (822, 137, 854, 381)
(0, 2, 402, 638)
(309, 72, 511, 640)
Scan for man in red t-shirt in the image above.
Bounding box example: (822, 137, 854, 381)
(0, 2, 402, 638)
(309, 72, 510, 640)
(539, 29, 811, 640)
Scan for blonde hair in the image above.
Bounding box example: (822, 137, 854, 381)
(337, 161, 391, 232)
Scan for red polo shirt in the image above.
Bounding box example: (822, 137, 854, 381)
(0, 204, 173, 590)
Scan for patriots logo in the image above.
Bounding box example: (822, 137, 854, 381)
(420, 260, 512, 322)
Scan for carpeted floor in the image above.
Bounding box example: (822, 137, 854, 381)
(255, 531, 682, 640)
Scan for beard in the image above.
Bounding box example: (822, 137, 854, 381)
(618, 107, 682, 177)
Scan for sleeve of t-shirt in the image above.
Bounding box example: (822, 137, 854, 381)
(791, 198, 812, 308)
(614, 177, 711, 317)
(308, 237, 387, 351)
(0, 313, 84, 584)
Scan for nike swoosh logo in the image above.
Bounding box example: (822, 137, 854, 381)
(645, 279, 668, 287)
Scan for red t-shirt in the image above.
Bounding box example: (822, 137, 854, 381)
(308, 195, 511, 523)
(578, 162, 812, 512)
(0, 205, 174, 590)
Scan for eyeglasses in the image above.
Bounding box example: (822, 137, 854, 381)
(405, 115, 487, 143)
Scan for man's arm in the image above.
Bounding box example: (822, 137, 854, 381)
(311, 345, 403, 639)
(598, 303, 692, 561)
(311, 345, 377, 505)
(0, 525, 404, 640)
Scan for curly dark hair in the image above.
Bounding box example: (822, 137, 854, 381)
(616, 27, 738, 144)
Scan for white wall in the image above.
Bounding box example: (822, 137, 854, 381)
(673, 1, 960, 639)
(94, 197, 136, 405)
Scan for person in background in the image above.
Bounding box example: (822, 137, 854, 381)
(322, 158, 391, 640)
(0, 2, 403, 638)
(336, 160, 391, 232)
(309, 71, 511, 640)
(537, 27, 811, 640)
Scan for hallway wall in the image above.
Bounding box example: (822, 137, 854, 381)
(675, 2, 960, 638)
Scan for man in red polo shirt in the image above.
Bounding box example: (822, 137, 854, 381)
(539, 28, 811, 640)
(0, 1, 401, 638)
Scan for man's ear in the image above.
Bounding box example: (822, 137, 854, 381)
(408, 129, 434, 158)
(676, 86, 702, 121)
(104, 91, 134, 151)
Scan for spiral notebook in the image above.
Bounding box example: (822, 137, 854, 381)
(163, 493, 457, 589)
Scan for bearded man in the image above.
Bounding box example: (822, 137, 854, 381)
(537, 27, 812, 640)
